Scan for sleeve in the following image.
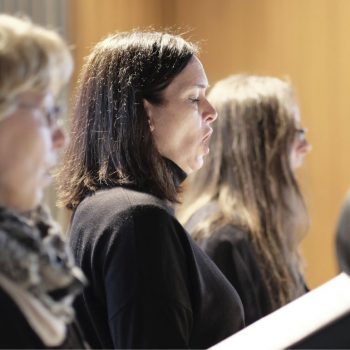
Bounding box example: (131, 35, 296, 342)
(104, 206, 193, 349)
(336, 192, 350, 275)
(205, 232, 268, 325)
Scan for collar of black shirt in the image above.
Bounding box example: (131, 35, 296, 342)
(164, 158, 187, 189)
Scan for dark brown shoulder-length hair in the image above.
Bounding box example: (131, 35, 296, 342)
(178, 75, 309, 311)
(57, 31, 198, 209)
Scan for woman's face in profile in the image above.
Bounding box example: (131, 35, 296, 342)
(0, 91, 66, 212)
(290, 106, 311, 170)
(144, 56, 218, 174)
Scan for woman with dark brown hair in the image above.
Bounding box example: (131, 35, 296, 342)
(178, 74, 311, 326)
(58, 32, 244, 349)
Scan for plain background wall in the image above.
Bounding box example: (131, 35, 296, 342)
(68, 0, 350, 289)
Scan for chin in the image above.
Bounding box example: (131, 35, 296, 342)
(291, 157, 304, 170)
(189, 158, 204, 174)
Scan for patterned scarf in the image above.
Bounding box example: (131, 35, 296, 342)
(0, 205, 87, 323)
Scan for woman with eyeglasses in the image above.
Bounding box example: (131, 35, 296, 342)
(178, 74, 311, 326)
(0, 15, 86, 348)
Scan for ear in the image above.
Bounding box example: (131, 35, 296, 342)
(143, 99, 155, 132)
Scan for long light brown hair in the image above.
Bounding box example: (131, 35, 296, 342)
(178, 75, 309, 310)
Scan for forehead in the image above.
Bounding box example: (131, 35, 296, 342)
(18, 91, 55, 112)
(17, 90, 49, 106)
(292, 104, 301, 124)
(164, 56, 208, 94)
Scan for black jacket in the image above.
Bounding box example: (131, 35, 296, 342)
(197, 225, 271, 325)
(185, 202, 309, 326)
(184, 203, 271, 325)
(69, 186, 244, 349)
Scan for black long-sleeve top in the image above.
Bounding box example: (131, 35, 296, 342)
(197, 224, 271, 325)
(184, 203, 272, 326)
(69, 186, 244, 349)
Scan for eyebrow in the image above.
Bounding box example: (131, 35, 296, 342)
(194, 83, 209, 89)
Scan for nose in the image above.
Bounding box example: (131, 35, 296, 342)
(52, 126, 66, 150)
(204, 99, 218, 123)
(298, 138, 312, 155)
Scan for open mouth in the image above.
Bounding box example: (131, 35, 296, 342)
(296, 140, 312, 153)
(202, 129, 213, 143)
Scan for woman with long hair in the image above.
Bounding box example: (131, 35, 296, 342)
(179, 74, 311, 325)
(58, 32, 244, 349)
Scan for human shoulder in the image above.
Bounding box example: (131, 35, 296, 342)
(73, 186, 184, 249)
(72, 187, 175, 233)
(201, 224, 258, 266)
(76, 187, 169, 218)
(206, 224, 250, 247)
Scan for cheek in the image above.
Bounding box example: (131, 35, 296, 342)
(6, 129, 52, 179)
(181, 130, 201, 150)
(170, 126, 201, 150)
(290, 144, 304, 169)
(26, 128, 52, 163)
(30, 131, 55, 179)
(0, 138, 45, 210)
(0, 118, 55, 210)
(152, 104, 202, 152)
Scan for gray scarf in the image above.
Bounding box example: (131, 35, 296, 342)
(0, 205, 87, 323)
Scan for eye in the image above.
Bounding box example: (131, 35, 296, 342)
(188, 97, 200, 104)
(294, 127, 307, 142)
(45, 105, 62, 127)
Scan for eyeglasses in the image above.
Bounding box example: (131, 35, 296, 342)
(17, 102, 63, 128)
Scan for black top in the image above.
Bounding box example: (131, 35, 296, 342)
(0, 286, 85, 349)
(185, 203, 271, 326)
(69, 186, 244, 349)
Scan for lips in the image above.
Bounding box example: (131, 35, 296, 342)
(296, 140, 312, 153)
(202, 128, 213, 143)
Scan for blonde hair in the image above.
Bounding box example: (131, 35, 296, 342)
(179, 75, 309, 311)
(0, 14, 73, 118)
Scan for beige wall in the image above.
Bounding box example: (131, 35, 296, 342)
(69, 0, 350, 288)
(69, 0, 169, 82)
